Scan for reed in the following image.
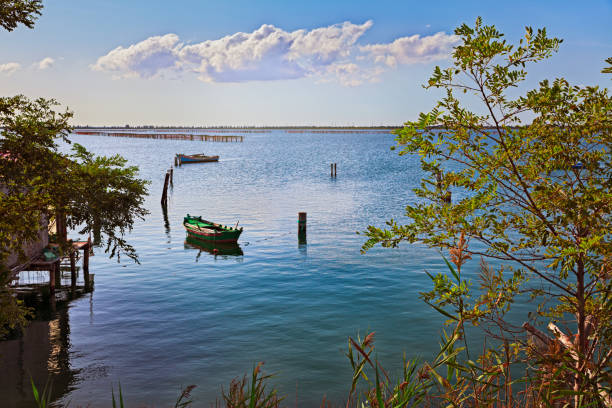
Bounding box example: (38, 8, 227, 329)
(217, 362, 283, 408)
(31, 377, 55, 408)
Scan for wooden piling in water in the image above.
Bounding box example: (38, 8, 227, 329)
(334, 163, 337, 177)
(70, 250, 76, 288)
(169, 167, 173, 185)
(83, 243, 90, 289)
(49, 262, 56, 296)
(298, 212, 307, 244)
(74, 130, 244, 143)
(161, 171, 170, 206)
(298, 212, 307, 233)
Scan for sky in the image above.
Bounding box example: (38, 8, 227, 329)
(1, 0, 611, 126)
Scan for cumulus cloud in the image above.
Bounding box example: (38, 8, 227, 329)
(361, 32, 459, 67)
(0, 62, 21, 75)
(36, 57, 55, 70)
(92, 21, 458, 85)
(179, 24, 306, 82)
(91, 34, 182, 78)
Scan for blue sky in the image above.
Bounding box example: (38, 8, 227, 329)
(1, 0, 611, 126)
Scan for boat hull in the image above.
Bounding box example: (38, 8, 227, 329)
(183, 215, 242, 243)
(177, 154, 219, 164)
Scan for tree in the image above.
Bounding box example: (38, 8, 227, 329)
(0, 4, 149, 338)
(0, 0, 42, 31)
(0, 96, 149, 264)
(362, 18, 611, 406)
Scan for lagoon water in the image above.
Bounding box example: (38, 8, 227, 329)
(1, 130, 516, 407)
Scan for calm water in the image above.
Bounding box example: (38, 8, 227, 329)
(1, 130, 525, 407)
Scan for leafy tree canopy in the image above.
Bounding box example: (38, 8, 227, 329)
(0, 0, 149, 341)
(0, 0, 42, 31)
(362, 17, 611, 406)
(0, 95, 149, 264)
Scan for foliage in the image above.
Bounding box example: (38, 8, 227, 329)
(66, 143, 149, 260)
(0, 6, 148, 337)
(0, 267, 31, 338)
(31, 377, 54, 408)
(0, 96, 73, 261)
(175, 384, 197, 408)
(0, 95, 150, 263)
(111, 383, 124, 408)
(346, 332, 430, 407)
(219, 363, 283, 408)
(362, 17, 611, 406)
(0, 0, 42, 31)
(603, 57, 612, 75)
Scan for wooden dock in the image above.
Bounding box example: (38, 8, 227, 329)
(10, 240, 93, 303)
(75, 131, 244, 142)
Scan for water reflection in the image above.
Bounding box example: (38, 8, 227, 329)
(162, 202, 171, 240)
(184, 236, 244, 259)
(0, 305, 77, 408)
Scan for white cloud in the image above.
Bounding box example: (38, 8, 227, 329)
(179, 24, 305, 82)
(289, 20, 373, 64)
(36, 57, 55, 70)
(360, 32, 459, 67)
(0, 62, 21, 75)
(177, 20, 373, 83)
(91, 34, 182, 78)
(92, 22, 458, 86)
(319, 63, 385, 87)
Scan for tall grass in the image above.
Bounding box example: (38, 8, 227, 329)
(31, 377, 56, 408)
(218, 362, 283, 408)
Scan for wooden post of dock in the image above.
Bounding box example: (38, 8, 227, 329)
(70, 250, 76, 288)
(55, 261, 61, 287)
(330, 163, 333, 177)
(51, 260, 59, 310)
(334, 163, 337, 177)
(174, 156, 178, 167)
(49, 262, 56, 296)
(169, 167, 173, 186)
(83, 241, 90, 290)
(161, 171, 170, 206)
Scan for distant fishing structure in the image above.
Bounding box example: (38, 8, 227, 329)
(75, 130, 244, 142)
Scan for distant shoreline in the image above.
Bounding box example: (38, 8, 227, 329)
(72, 126, 401, 130)
(71, 125, 518, 131)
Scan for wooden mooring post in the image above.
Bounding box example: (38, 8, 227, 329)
(161, 171, 170, 206)
(298, 212, 307, 244)
(330, 163, 337, 177)
(169, 167, 173, 186)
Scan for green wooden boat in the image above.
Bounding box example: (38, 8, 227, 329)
(183, 215, 243, 243)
